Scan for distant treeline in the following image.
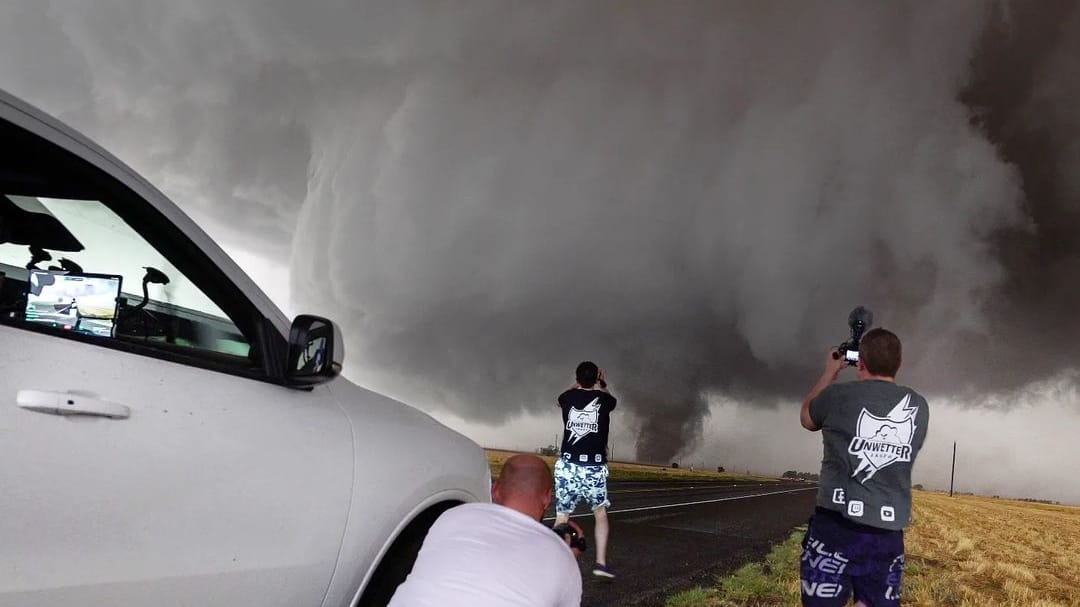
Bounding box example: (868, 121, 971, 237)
(993, 495, 1061, 505)
(782, 470, 820, 481)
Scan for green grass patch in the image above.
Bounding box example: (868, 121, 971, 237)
(664, 587, 724, 607)
(665, 526, 805, 607)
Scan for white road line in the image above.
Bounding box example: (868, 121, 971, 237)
(609, 483, 777, 495)
(542, 487, 817, 521)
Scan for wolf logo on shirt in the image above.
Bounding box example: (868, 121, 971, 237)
(848, 394, 918, 483)
(566, 398, 601, 444)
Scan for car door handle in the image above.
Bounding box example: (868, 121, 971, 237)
(16, 390, 131, 419)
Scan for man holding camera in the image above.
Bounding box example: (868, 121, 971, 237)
(387, 454, 583, 606)
(799, 328, 929, 607)
(554, 361, 617, 579)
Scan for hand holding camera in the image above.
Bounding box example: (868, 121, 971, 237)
(551, 521, 588, 557)
(824, 347, 847, 379)
(831, 306, 873, 367)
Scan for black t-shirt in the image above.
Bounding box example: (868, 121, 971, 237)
(557, 388, 617, 466)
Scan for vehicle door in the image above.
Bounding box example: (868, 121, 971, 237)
(0, 106, 352, 606)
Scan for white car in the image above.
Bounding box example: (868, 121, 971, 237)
(0, 89, 490, 606)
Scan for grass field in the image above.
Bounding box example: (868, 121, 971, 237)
(665, 491, 1080, 607)
(485, 448, 779, 483)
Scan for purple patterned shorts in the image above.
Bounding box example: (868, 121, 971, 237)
(800, 508, 904, 607)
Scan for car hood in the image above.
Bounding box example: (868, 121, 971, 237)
(327, 378, 490, 500)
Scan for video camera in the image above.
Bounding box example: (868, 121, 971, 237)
(832, 306, 873, 366)
(551, 523, 588, 553)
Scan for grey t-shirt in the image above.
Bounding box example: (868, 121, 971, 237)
(810, 380, 929, 531)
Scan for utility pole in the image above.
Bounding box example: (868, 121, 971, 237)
(949, 441, 957, 497)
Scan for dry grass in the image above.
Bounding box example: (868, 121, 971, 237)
(665, 491, 1080, 607)
(905, 492, 1080, 606)
(485, 448, 779, 483)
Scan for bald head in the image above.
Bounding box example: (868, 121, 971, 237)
(492, 455, 553, 520)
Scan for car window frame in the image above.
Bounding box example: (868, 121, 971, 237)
(1, 109, 291, 385)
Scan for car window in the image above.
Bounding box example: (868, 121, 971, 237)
(0, 194, 251, 358)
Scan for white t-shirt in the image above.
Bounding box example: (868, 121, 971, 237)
(387, 502, 582, 607)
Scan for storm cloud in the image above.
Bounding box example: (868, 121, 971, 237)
(2, 1, 1078, 462)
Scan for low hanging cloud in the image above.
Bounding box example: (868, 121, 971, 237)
(2, 1, 1078, 462)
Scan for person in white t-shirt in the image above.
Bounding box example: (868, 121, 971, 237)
(387, 454, 583, 607)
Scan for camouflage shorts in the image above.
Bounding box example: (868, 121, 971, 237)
(554, 457, 610, 514)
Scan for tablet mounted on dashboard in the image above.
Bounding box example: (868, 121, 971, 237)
(25, 270, 123, 338)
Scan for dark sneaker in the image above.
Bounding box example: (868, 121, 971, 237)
(592, 563, 615, 578)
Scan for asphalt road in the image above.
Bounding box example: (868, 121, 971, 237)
(542, 480, 819, 607)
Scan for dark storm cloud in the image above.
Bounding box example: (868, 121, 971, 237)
(2, 1, 1077, 461)
(943, 0, 1080, 397)
(0, 1, 313, 257)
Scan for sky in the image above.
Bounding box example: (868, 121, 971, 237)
(1, 1, 1078, 503)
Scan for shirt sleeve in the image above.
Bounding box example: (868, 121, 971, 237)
(557, 391, 568, 407)
(559, 553, 583, 607)
(914, 393, 930, 451)
(809, 384, 838, 429)
(603, 393, 617, 411)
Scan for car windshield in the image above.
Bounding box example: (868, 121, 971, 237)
(0, 194, 250, 357)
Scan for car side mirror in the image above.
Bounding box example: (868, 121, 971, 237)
(287, 315, 344, 386)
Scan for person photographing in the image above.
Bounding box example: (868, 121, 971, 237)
(554, 361, 617, 579)
(799, 326, 929, 607)
(387, 455, 583, 606)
